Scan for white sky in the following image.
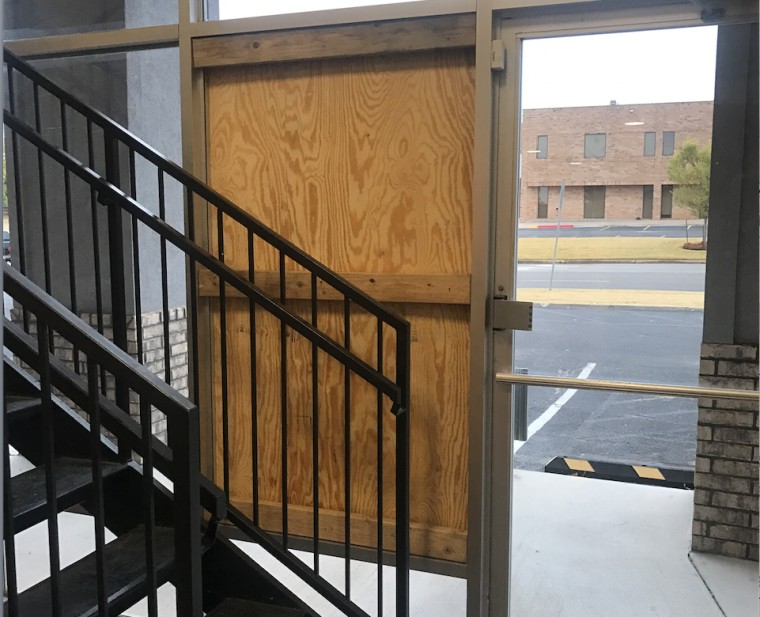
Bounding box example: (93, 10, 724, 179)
(218, 2, 717, 109)
(522, 26, 718, 108)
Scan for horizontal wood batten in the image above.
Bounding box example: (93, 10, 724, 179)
(232, 499, 467, 563)
(198, 270, 471, 304)
(192, 13, 476, 69)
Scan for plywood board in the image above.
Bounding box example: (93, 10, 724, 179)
(193, 14, 476, 69)
(206, 47, 474, 563)
(197, 269, 471, 304)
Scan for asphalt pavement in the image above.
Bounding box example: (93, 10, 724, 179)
(517, 262, 705, 292)
(511, 305, 703, 472)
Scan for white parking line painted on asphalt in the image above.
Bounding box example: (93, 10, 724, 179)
(641, 226, 650, 231)
(514, 362, 597, 453)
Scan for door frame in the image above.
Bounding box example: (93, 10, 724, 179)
(470, 3, 707, 616)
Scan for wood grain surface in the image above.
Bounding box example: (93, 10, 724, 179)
(206, 47, 474, 562)
(197, 269, 471, 304)
(193, 14, 476, 69)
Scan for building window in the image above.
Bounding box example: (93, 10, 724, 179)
(584, 186, 606, 218)
(662, 131, 676, 156)
(661, 185, 674, 218)
(584, 133, 606, 158)
(537, 186, 549, 218)
(644, 132, 656, 156)
(642, 185, 654, 219)
(536, 135, 548, 159)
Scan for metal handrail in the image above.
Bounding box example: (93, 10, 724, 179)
(3, 264, 205, 616)
(4, 47, 411, 617)
(3, 110, 404, 409)
(2, 47, 408, 331)
(496, 372, 758, 402)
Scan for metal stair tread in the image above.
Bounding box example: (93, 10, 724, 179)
(11, 524, 175, 617)
(206, 598, 308, 617)
(11, 457, 127, 533)
(5, 395, 42, 421)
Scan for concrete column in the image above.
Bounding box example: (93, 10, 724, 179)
(693, 22, 758, 562)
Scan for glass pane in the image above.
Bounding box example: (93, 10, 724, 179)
(210, 0, 425, 20)
(5, 0, 178, 41)
(663, 130, 676, 155)
(515, 25, 716, 447)
(536, 135, 548, 159)
(644, 131, 656, 155)
(584, 132, 606, 158)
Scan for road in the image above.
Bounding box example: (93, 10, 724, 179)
(519, 224, 704, 239)
(517, 262, 704, 292)
(511, 305, 703, 472)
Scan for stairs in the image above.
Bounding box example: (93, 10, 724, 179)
(4, 350, 314, 616)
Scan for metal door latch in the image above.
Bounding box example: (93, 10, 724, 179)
(492, 298, 533, 331)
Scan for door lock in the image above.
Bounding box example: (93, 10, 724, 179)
(492, 298, 533, 331)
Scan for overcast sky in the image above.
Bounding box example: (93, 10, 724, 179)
(521, 26, 718, 108)
(218, 2, 717, 109)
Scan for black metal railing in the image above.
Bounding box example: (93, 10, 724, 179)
(3, 264, 206, 616)
(4, 48, 411, 617)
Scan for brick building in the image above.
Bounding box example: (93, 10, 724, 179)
(520, 101, 713, 221)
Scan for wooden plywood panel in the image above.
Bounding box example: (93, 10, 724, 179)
(206, 48, 474, 563)
(206, 48, 473, 275)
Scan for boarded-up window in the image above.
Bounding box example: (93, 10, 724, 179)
(584, 186, 606, 218)
(661, 184, 674, 218)
(538, 186, 549, 218)
(584, 133, 606, 158)
(642, 185, 654, 218)
(644, 132, 656, 156)
(662, 131, 676, 156)
(536, 135, 548, 159)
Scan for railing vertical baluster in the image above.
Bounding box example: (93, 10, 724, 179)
(37, 318, 62, 617)
(218, 209, 230, 496)
(103, 132, 130, 415)
(344, 297, 351, 599)
(139, 397, 158, 617)
(396, 330, 411, 617)
(279, 251, 288, 548)
(4, 398, 20, 617)
(7, 126, 29, 332)
(377, 319, 384, 617)
(172, 403, 203, 617)
(158, 170, 171, 384)
(129, 153, 144, 366)
(61, 101, 80, 373)
(186, 192, 200, 405)
(32, 84, 53, 301)
(87, 120, 107, 395)
(311, 273, 319, 575)
(248, 231, 259, 526)
(87, 357, 109, 615)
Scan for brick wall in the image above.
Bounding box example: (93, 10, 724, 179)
(519, 101, 712, 221)
(692, 343, 759, 560)
(12, 306, 188, 445)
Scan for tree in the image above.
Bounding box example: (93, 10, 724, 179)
(667, 140, 711, 247)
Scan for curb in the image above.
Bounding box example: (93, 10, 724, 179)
(545, 456, 694, 489)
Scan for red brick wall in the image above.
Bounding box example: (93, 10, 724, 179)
(519, 101, 713, 221)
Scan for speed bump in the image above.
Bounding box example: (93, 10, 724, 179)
(544, 456, 693, 489)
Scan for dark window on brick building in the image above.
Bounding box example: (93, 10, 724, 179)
(644, 132, 656, 156)
(584, 186, 606, 218)
(662, 131, 676, 156)
(536, 135, 548, 159)
(537, 186, 549, 218)
(661, 184, 674, 218)
(642, 185, 654, 218)
(584, 133, 606, 158)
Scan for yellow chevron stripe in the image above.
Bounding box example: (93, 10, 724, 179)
(565, 458, 594, 472)
(633, 465, 665, 480)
